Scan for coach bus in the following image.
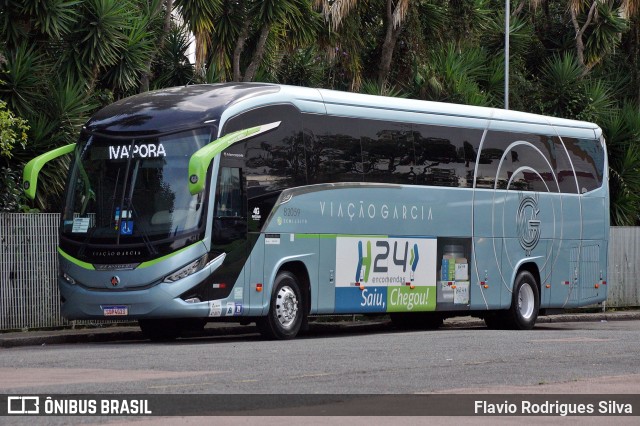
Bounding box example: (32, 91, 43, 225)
(23, 83, 609, 340)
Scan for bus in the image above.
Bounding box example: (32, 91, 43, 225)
(23, 83, 609, 340)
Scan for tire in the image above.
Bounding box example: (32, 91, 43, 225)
(390, 312, 443, 330)
(504, 270, 540, 330)
(257, 271, 304, 340)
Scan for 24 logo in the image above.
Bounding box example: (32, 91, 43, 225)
(355, 240, 419, 283)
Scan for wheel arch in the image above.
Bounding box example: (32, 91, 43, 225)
(508, 260, 541, 310)
(276, 260, 311, 315)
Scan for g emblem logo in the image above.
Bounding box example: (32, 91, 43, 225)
(517, 196, 540, 256)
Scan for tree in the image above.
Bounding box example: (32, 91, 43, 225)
(0, 0, 171, 210)
(174, 0, 221, 76)
(569, 0, 628, 75)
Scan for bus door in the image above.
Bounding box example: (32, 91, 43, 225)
(209, 153, 250, 316)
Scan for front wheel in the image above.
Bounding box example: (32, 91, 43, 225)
(257, 271, 304, 340)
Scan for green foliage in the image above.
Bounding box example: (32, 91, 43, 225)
(0, 44, 49, 117)
(601, 103, 640, 225)
(539, 53, 585, 117)
(0, 0, 639, 220)
(359, 80, 409, 98)
(584, 0, 628, 66)
(0, 100, 29, 158)
(0, 166, 31, 212)
(413, 44, 492, 106)
(152, 23, 195, 88)
(277, 47, 325, 87)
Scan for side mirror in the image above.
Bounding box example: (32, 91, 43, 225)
(23, 144, 76, 200)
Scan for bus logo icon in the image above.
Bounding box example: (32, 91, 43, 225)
(517, 195, 541, 256)
(8, 396, 40, 414)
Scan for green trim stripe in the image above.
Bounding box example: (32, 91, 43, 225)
(58, 248, 95, 270)
(57, 242, 201, 270)
(294, 234, 389, 239)
(138, 242, 201, 269)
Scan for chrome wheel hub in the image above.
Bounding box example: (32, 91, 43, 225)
(275, 285, 298, 329)
(518, 282, 535, 320)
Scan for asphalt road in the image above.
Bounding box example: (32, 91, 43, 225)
(2, 319, 640, 395)
(2, 316, 640, 425)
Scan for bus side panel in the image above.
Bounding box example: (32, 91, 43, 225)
(470, 236, 502, 310)
(261, 232, 319, 314)
(247, 233, 265, 315)
(471, 188, 503, 309)
(581, 192, 607, 241)
(317, 236, 337, 314)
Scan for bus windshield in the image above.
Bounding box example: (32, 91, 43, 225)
(61, 128, 212, 262)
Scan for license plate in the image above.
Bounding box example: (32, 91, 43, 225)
(102, 305, 128, 316)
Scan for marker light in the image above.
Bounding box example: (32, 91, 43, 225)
(359, 285, 365, 290)
(61, 272, 76, 285)
(256, 283, 263, 292)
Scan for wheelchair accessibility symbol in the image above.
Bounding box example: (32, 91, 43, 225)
(120, 220, 134, 235)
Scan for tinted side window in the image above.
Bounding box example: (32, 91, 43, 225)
(561, 137, 604, 193)
(413, 124, 481, 188)
(360, 120, 414, 184)
(553, 136, 577, 194)
(479, 131, 558, 192)
(304, 114, 363, 184)
(223, 104, 305, 228)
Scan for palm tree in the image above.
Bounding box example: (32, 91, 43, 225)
(174, 0, 222, 76)
(318, 0, 412, 87)
(569, 0, 628, 75)
(0, 0, 167, 210)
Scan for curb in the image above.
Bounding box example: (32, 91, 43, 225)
(1, 311, 639, 348)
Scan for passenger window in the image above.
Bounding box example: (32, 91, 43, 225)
(413, 124, 481, 188)
(304, 114, 363, 184)
(562, 137, 604, 193)
(480, 131, 558, 192)
(361, 120, 414, 184)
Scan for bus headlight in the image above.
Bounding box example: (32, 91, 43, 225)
(164, 254, 209, 283)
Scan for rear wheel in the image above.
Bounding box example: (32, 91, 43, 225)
(483, 271, 539, 330)
(505, 270, 539, 330)
(257, 271, 304, 340)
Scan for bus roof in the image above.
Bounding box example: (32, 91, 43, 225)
(83, 83, 600, 138)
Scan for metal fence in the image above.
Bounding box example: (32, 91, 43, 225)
(0, 213, 62, 330)
(607, 227, 640, 308)
(0, 213, 638, 330)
